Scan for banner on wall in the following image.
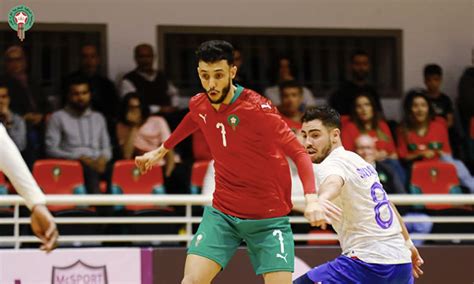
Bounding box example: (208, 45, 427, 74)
(0, 248, 147, 284)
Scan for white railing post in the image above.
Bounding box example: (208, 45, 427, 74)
(13, 202, 20, 249)
(186, 202, 192, 246)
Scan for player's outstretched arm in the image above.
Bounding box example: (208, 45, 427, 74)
(304, 175, 343, 229)
(390, 201, 424, 278)
(0, 124, 58, 252)
(135, 144, 169, 174)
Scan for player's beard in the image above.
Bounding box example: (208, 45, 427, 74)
(206, 78, 231, 104)
(312, 137, 332, 164)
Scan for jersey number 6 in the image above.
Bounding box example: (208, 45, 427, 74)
(216, 123, 227, 147)
(370, 182, 393, 229)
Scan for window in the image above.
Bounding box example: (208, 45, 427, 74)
(0, 23, 106, 107)
(158, 26, 402, 98)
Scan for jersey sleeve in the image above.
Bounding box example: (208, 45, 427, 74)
(396, 127, 409, 159)
(163, 112, 199, 149)
(317, 158, 348, 185)
(261, 107, 316, 194)
(379, 120, 396, 154)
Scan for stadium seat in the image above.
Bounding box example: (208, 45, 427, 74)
(190, 160, 211, 194)
(111, 160, 167, 211)
(110, 160, 179, 238)
(409, 160, 463, 210)
(32, 159, 87, 212)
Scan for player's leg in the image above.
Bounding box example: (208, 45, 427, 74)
(182, 206, 242, 283)
(262, 271, 292, 284)
(181, 254, 221, 284)
(242, 216, 294, 283)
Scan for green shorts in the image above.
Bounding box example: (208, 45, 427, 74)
(188, 206, 294, 275)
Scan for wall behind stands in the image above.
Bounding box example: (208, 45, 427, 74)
(0, 0, 472, 120)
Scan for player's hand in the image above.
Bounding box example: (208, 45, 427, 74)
(30, 204, 59, 252)
(408, 243, 424, 278)
(135, 145, 169, 174)
(304, 194, 342, 230)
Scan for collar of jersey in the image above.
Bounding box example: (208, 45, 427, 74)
(229, 84, 244, 105)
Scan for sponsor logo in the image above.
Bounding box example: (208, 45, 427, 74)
(52, 260, 108, 284)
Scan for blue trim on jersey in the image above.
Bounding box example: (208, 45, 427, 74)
(229, 85, 244, 105)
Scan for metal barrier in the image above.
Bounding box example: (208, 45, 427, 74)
(0, 194, 472, 249)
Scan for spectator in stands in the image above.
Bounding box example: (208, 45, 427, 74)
(456, 67, 474, 137)
(329, 50, 382, 116)
(264, 55, 316, 107)
(342, 92, 406, 184)
(423, 64, 465, 158)
(355, 135, 406, 194)
(116, 92, 176, 177)
(63, 44, 118, 133)
(232, 46, 248, 88)
(45, 76, 112, 194)
(2, 45, 48, 166)
(398, 89, 474, 193)
(120, 43, 185, 113)
(0, 81, 26, 151)
(278, 80, 305, 132)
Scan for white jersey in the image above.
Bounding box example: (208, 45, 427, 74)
(314, 147, 411, 264)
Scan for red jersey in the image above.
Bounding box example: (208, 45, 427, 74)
(164, 86, 316, 219)
(397, 120, 451, 160)
(342, 120, 396, 155)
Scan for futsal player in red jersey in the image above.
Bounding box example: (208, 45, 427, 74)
(136, 40, 340, 284)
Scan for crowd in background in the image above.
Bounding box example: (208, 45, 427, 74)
(1, 43, 473, 223)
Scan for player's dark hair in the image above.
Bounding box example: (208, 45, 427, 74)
(302, 105, 341, 130)
(278, 80, 303, 95)
(195, 40, 234, 65)
(424, 64, 443, 78)
(351, 49, 369, 62)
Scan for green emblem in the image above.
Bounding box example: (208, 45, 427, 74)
(227, 114, 240, 130)
(378, 172, 387, 183)
(52, 167, 61, 182)
(8, 5, 34, 41)
(132, 167, 141, 181)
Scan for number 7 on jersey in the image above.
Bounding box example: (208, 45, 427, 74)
(216, 123, 227, 147)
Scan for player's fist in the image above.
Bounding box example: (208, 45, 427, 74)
(304, 194, 342, 230)
(135, 145, 169, 174)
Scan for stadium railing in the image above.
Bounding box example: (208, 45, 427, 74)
(0, 194, 472, 249)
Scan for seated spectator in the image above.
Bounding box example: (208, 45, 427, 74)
(264, 55, 316, 107)
(329, 50, 382, 116)
(63, 44, 118, 133)
(120, 43, 186, 114)
(278, 80, 304, 132)
(2, 45, 49, 166)
(0, 81, 26, 151)
(354, 135, 406, 195)
(45, 76, 112, 194)
(424, 64, 464, 158)
(116, 92, 176, 177)
(397, 89, 474, 193)
(342, 93, 407, 184)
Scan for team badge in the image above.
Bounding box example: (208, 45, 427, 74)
(8, 5, 34, 41)
(227, 114, 240, 130)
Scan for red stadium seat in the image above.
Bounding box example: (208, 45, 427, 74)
(410, 160, 463, 210)
(111, 160, 167, 211)
(190, 160, 211, 194)
(33, 159, 87, 212)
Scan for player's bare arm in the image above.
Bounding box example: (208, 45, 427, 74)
(135, 144, 169, 174)
(304, 174, 343, 229)
(390, 201, 424, 279)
